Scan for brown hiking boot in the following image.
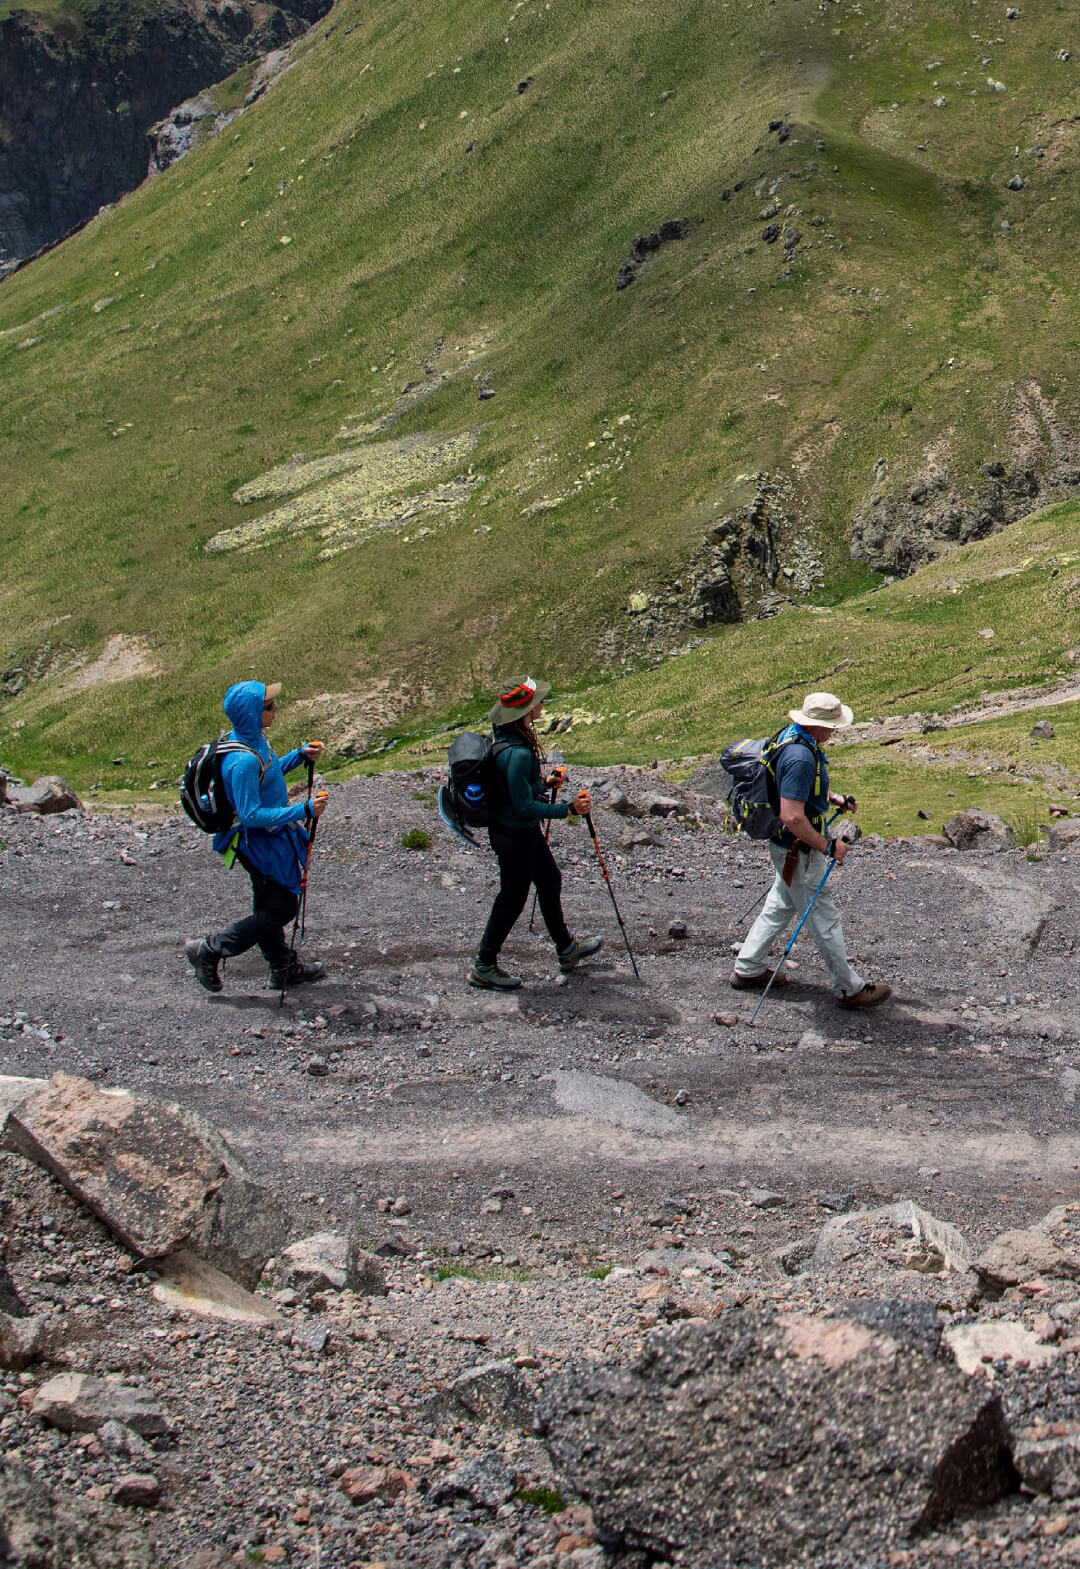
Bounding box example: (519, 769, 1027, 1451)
(729, 968, 788, 991)
(838, 982, 891, 1010)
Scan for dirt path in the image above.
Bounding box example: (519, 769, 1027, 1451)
(838, 670, 1080, 745)
(5, 769, 1079, 1220)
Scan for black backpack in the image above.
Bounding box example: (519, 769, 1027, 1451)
(180, 736, 266, 834)
(445, 732, 512, 829)
(720, 727, 820, 841)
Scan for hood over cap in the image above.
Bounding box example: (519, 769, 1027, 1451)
(223, 681, 273, 755)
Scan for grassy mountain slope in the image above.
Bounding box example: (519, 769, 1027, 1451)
(4, 0, 1080, 796)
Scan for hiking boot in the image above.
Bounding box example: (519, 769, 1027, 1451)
(729, 967, 788, 991)
(838, 982, 891, 1010)
(557, 934, 604, 972)
(185, 938, 223, 994)
(269, 956, 327, 990)
(468, 961, 522, 991)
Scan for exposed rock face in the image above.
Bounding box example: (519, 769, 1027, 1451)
(850, 456, 1080, 577)
(539, 1314, 1016, 1568)
(0, 0, 331, 271)
(1, 1072, 289, 1288)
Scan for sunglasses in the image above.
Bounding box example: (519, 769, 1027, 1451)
(262, 699, 277, 711)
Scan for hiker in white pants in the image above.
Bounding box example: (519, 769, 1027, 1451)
(731, 692, 891, 1010)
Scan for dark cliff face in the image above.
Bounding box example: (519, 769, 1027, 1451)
(0, 0, 332, 270)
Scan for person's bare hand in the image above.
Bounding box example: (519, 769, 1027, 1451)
(310, 791, 329, 819)
(832, 838, 850, 866)
(547, 765, 568, 791)
(301, 740, 324, 762)
(571, 789, 592, 817)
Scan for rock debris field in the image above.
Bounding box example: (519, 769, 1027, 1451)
(8, 766, 1080, 1566)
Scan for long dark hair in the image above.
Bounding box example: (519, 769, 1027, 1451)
(499, 715, 544, 764)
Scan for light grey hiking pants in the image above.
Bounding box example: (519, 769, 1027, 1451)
(735, 842, 865, 998)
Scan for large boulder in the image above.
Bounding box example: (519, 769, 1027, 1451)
(0, 1311, 48, 1370)
(1, 1073, 289, 1289)
(277, 1231, 348, 1298)
(1012, 1429, 1080, 1500)
(33, 1373, 171, 1437)
(1048, 818, 1080, 854)
(425, 1359, 537, 1432)
(0, 1455, 155, 1568)
(972, 1228, 1080, 1294)
(942, 809, 1015, 853)
(812, 1200, 972, 1278)
(7, 775, 82, 814)
(539, 1314, 1015, 1568)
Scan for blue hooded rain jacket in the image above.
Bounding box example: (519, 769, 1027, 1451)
(211, 681, 311, 892)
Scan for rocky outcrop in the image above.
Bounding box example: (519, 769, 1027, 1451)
(850, 458, 1080, 577)
(0, 0, 332, 271)
(613, 475, 821, 663)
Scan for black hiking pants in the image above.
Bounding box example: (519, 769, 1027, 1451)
(478, 824, 572, 965)
(210, 856, 298, 969)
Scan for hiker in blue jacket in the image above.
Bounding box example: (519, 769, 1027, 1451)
(469, 676, 603, 990)
(185, 680, 328, 993)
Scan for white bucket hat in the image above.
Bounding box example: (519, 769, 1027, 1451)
(789, 691, 854, 730)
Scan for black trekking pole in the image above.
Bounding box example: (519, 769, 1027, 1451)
(280, 762, 322, 1007)
(734, 801, 852, 927)
(529, 784, 559, 932)
(748, 856, 838, 1026)
(583, 813, 640, 979)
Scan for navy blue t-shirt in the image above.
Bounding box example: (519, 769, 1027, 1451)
(774, 726, 829, 839)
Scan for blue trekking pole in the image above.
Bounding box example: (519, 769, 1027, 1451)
(748, 856, 839, 1026)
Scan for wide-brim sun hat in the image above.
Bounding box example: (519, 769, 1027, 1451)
(488, 676, 551, 725)
(788, 691, 854, 730)
(264, 682, 282, 701)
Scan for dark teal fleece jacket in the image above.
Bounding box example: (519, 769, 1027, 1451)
(492, 728, 571, 830)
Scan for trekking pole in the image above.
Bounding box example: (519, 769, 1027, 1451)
(748, 857, 838, 1027)
(734, 802, 852, 926)
(583, 814, 640, 979)
(529, 784, 559, 932)
(280, 763, 323, 1007)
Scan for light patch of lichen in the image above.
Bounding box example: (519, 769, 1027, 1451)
(206, 466, 484, 556)
(231, 430, 477, 505)
(314, 474, 485, 560)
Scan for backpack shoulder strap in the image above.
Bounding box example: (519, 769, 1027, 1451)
(217, 738, 269, 783)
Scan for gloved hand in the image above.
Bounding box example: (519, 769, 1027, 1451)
(569, 788, 592, 817)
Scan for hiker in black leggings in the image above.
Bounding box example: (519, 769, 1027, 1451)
(469, 677, 604, 990)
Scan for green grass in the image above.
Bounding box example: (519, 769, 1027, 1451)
(7, 0, 1080, 801)
(516, 1485, 565, 1514)
(400, 827, 431, 850)
(434, 1261, 535, 1283)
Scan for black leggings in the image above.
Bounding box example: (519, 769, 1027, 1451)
(211, 857, 299, 968)
(478, 825, 573, 965)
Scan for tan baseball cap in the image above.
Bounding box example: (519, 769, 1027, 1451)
(264, 682, 282, 701)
